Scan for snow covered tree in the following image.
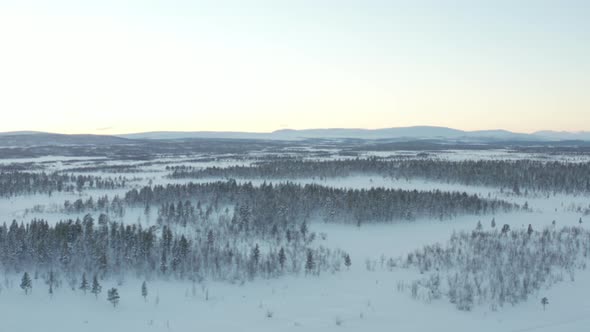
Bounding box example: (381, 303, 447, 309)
(91, 275, 102, 298)
(20, 272, 32, 295)
(160, 250, 168, 274)
(47, 270, 56, 296)
(141, 281, 148, 302)
(344, 254, 352, 269)
(305, 250, 315, 274)
(107, 288, 120, 307)
(278, 247, 286, 270)
(79, 273, 89, 294)
(252, 244, 260, 265)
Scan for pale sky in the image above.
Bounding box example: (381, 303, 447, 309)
(0, 0, 588, 134)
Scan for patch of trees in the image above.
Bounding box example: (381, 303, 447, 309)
(122, 181, 519, 226)
(0, 171, 127, 197)
(0, 215, 346, 284)
(0, 162, 43, 172)
(168, 158, 590, 193)
(156, 200, 209, 227)
(62, 164, 141, 173)
(400, 225, 590, 311)
(63, 195, 125, 216)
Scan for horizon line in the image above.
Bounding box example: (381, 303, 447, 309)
(0, 125, 588, 136)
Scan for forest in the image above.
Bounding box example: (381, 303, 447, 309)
(169, 158, 590, 193)
(0, 214, 346, 285)
(122, 181, 520, 225)
(0, 171, 127, 197)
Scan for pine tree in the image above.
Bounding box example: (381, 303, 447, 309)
(344, 254, 352, 269)
(48, 270, 56, 290)
(99, 253, 108, 275)
(20, 272, 32, 295)
(527, 224, 534, 236)
(47, 270, 56, 296)
(107, 288, 120, 307)
(305, 250, 314, 274)
(252, 244, 260, 265)
(491, 218, 496, 228)
(80, 273, 89, 294)
(160, 250, 168, 274)
(91, 275, 102, 299)
(141, 281, 148, 302)
(278, 247, 286, 270)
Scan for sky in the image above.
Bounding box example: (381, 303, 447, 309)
(0, 0, 588, 135)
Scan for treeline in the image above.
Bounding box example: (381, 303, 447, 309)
(63, 195, 125, 217)
(400, 225, 590, 311)
(156, 200, 214, 227)
(0, 215, 346, 284)
(122, 181, 519, 226)
(62, 164, 141, 173)
(0, 171, 127, 197)
(168, 158, 590, 193)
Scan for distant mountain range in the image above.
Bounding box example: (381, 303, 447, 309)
(0, 132, 130, 147)
(118, 126, 590, 142)
(1, 126, 590, 147)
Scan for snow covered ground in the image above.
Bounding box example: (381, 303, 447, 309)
(2, 152, 590, 331)
(2, 218, 590, 332)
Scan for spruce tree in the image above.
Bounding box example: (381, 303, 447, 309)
(141, 281, 148, 302)
(91, 275, 102, 299)
(47, 270, 56, 293)
(20, 272, 32, 295)
(305, 250, 314, 274)
(160, 250, 168, 274)
(80, 273, 89, 294)
(278, 247, 286, 270)
(107, 288, 120, 307)
(48, 270, 56, 292)
(252, 244, 260, 265)
(344, 254, 352, 269)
